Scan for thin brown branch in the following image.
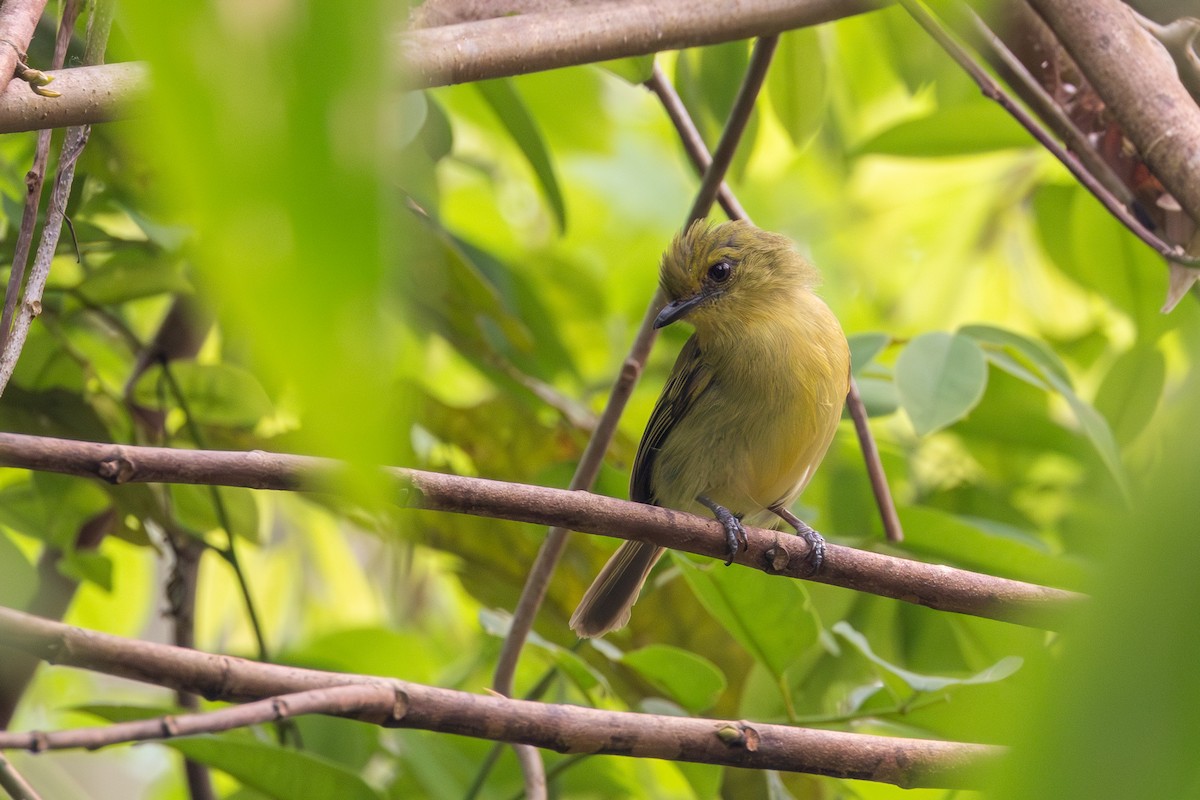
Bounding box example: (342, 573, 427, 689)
(1024, 0, 1200, 230)
(0, 62, 148, 133)
(901, 0, 1198, 265)
(0, 432, 1082, 628)
(0, 607, 1001, 788)
(0, 3, 115, 396)
(644, 63, 747, 222)
(0, 0, 48, 95)
(0, 3, 886, 131)
(0, 0, 80, 371)
(0, 684, 398, 752)
(0, 125, 87, 397)
(847, 379, 904, 542)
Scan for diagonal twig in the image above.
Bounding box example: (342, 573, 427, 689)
(899, 0, 1198, 265)
(0, 0, 117, 397)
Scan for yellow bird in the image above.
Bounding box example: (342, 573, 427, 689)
(570, 220, 850, 638)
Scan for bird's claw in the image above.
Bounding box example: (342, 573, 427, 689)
(715, 509, 746, 566)
(796, 522, 825, 575)
(698, 496, 746, 565)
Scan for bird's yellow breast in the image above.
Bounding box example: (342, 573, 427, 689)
(650, 288, 849, 528)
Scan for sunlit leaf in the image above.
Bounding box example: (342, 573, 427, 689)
(856, 102, 1033, 156)
(894, 332, 987, 435)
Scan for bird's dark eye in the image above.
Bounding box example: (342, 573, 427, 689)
(707, 260, 733, 283)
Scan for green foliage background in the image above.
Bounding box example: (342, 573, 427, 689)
(2, 4, 1199, 799)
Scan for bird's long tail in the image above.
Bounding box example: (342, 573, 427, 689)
(569, 540, 664, 638)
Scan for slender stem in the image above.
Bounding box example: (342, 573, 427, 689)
(847, 379, 904, 542)
(159, 363, 271, 664)
(0, 0, 91, 391)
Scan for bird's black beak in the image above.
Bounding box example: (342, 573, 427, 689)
(654, 292, 708, 329)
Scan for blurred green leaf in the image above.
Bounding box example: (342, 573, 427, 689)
(133, 362, 274, 428)
(170, 484, 260, 542)
(769, 27, 828, 148)
(960, 324, 1071, 386)
(856, 102, 1033, 156)
(75, 249, 191, 305)
(895, 332, 988, 435)
(899, 505, 1089, 589)
(675, 553, 819, 682)
(475, 78, 567, 231)
(57, 549, 114, 591)
(1094, 344, 1165, 446)
(0, 532, 37, 608)
(169, 737, 383, 800)
(419, 92, 454, 162)
(675, 41, 752, 148)
(848, 332, 890, 376)
(853, 375, 899, 417)
(833, 621, 1022, 693)
(622, 644, 726, 713)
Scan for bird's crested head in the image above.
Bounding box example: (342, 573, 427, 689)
(655, 220, 819, 330)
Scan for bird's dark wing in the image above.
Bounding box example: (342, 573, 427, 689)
(630, 334, 715, 504)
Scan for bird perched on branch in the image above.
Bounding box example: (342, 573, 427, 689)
(570, 220, 850, 638)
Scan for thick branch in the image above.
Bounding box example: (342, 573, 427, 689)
(400, 0, 882, 87)
(1025, 0, 1200, 227)
(0, 432, 1081, 628)
(0, 62, 147, 133)
(0, 607, 1000, 788)
(0, 2, 882, 131)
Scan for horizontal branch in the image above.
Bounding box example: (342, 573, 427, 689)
(0, 62, 148, 134)
(0, 1, 883, 131)
(400, 0, 882, 87)
(0, 432, 1082, 628)
(0, 606, 999, 787)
